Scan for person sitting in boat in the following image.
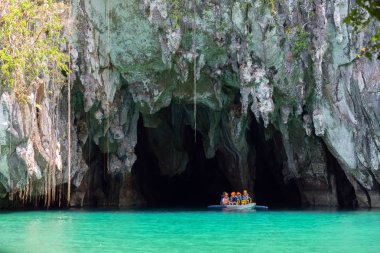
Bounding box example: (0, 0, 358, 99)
(220, 192, 230, 205)
(230, 192, 238, 205)
(220, 192, 225, 205)
(242, 189, 252, 204)
(222, 192, 230, 205)
(236, 192, 242, 205)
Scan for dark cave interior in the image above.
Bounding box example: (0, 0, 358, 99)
(325, 146, 358, 208)
(133, 120, 232, 207)
(248, 119, 302, 208)
(132, 110, 303, 208)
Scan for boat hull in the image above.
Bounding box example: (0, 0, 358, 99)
(208, 203, 256, 210)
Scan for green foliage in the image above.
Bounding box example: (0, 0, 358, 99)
(0, 0, 69, 103)
(292, 26, 308, 57)
(344, 0, 380, 59)
(164, 0, 188, 29)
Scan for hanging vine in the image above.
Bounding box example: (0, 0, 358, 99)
(67, 0, 72, 206)
(106, 0, 111, 177)
(192, 0, 197, 142)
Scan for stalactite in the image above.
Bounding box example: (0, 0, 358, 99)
(52, 169, 56, 203)
(19, 189, 23, 204)
(59, 174, 62, 207)
(22, 183, 26, 205)
(29, 176, 33, 202)
(47, 163, 51, 207)
(44, 166, 47, 207)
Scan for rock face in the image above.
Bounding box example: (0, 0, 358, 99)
(1, 0, 380, 208)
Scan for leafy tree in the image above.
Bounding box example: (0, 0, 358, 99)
(344, 0, 380, 59)
(0, 0, 68, 103)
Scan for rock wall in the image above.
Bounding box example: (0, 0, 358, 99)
(1, 0, 379, 208)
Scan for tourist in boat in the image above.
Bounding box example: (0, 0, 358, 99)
(230, 192, 238, 205)
(236, 192, 242, 205)
(220, 192, 230, 205)
(220, 192, 225, 205)
(222, 192, 230, 205)
(242, 189, 252, 204)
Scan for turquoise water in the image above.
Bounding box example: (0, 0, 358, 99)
(0, 209, 380, 253)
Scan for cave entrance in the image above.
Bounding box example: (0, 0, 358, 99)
(133, 117, 232, 207)
(133, 109, 303, 208)
(248, 119, 302, 208)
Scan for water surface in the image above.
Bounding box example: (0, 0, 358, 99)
(0, 209, 379, 253)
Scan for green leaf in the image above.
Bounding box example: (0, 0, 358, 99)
(0, 0, 69, 101)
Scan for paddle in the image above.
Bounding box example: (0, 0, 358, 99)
(255, 205, 269, 210)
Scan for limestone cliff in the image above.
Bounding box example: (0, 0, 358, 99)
(0, 0, 379, 208)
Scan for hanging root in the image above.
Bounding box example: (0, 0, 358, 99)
(192, 0, 197, 142)
(67, 6, 72, 206)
